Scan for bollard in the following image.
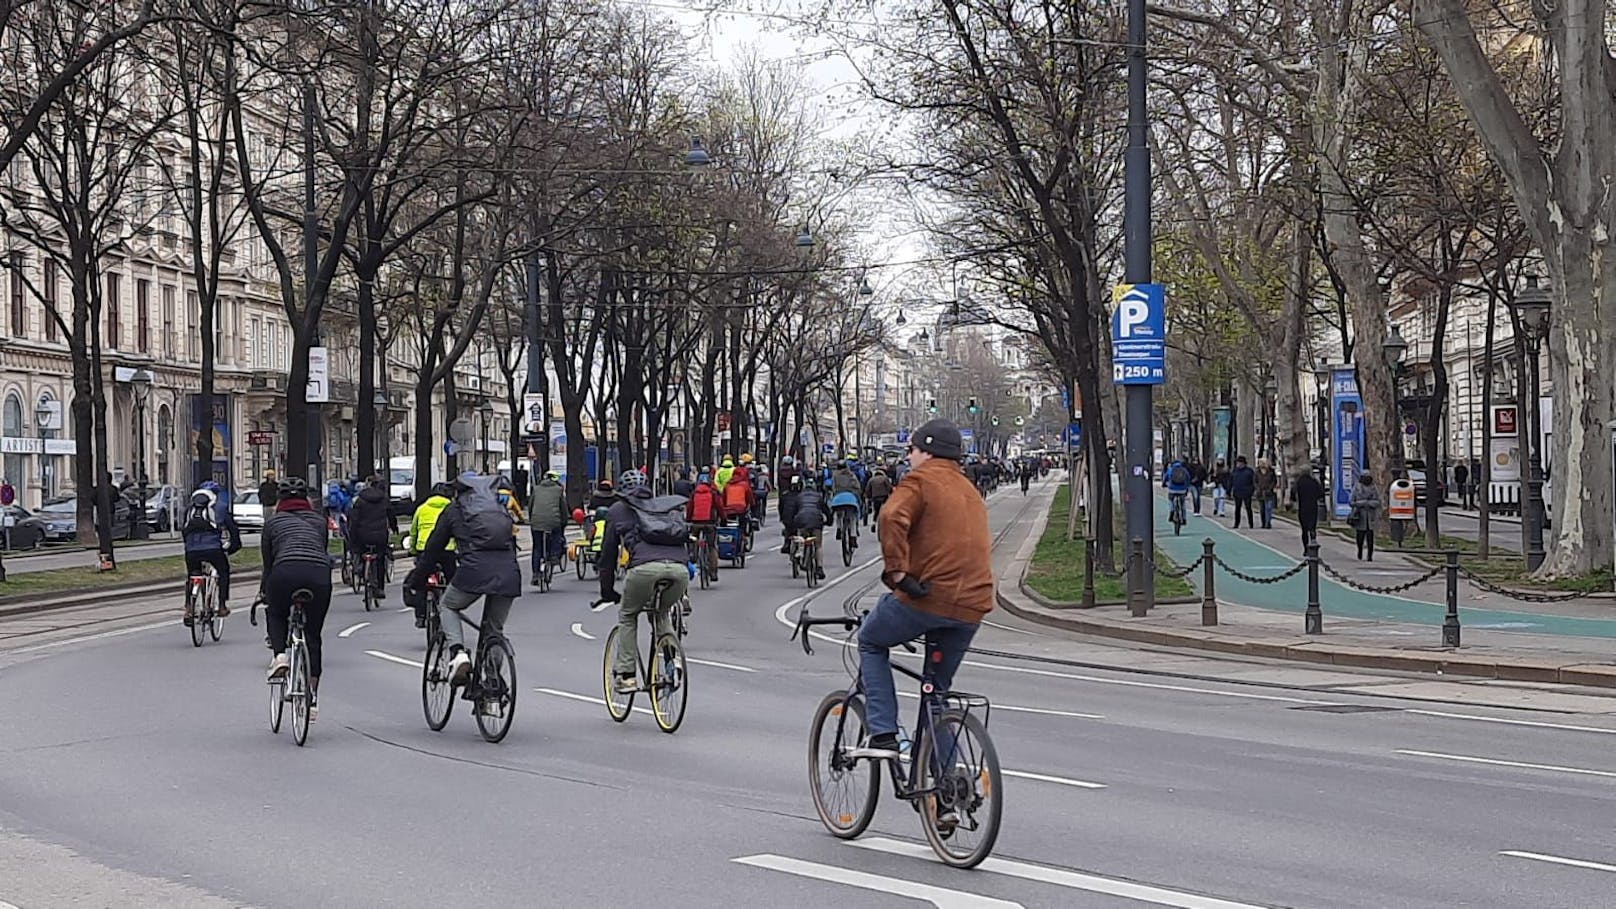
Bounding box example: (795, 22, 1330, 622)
(1129, 537, 1146, 617)
(1442, 549, 1461, 648)
(1304, 542, 1322, 634)
(1201, 537, 1217, 625)
(1081, 538, 1097, 608)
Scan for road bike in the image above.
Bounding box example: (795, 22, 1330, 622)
(1169, 493, 1187, 536)
(834, 506, 858, 567)
(600, 578, 689, 733)
(361, 548, 387, 612)
(792, 607, 1003, 869)
(689, 526, 719, 590)
(536, 530, 558, 592)
(253, 589, 315, 747)
(185, 562, 224, 647)
(421, 596, 517, 743)
(790, 532, 822, 588)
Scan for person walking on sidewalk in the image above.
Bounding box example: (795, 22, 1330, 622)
(1453, 460, 1471, 509)
(1228, 456, 1256, 528)
(1254, 458, 1278, 529)
(1291, 468, 1325, 550)
(1187, 458, 1205, 514)
(1210, 460, 1229, 516)
(1349, 471, 1382, 560)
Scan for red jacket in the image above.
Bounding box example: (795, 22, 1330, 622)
(723, 470, 755, 517)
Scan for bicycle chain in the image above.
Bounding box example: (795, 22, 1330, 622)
(1211, 554, 1309, 585)
(1317, 559, 1444, 594)
(1457, 567, 1591, 603)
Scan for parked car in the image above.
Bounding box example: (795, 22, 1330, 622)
(0, 505, 48, 551)
(143, 483, 182, 531)
(233, 490, 265, 534)
(37, 495, 134, 542)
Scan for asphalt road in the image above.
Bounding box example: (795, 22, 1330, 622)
(3, 483, 1616, 908)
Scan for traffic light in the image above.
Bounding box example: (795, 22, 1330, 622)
(968, 398, 979, 415)
(927, 399, 938, 415)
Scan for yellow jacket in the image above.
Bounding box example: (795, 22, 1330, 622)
(714, 464, 735, 492)
(410, 495, 455, 552)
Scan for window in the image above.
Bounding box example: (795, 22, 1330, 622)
(106, 272, 121, 348)
(187, 291, 199, 361)
(215, 296, 226, 363)
(248, 316, 260, 367)
(8, 251, 23, 337)
(43, 260, 58, 342)
(2, 394, 24, 505)
(136, 279, 150, 352)
(162, 286, 175, 359)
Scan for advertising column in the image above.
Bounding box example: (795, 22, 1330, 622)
(1329, 367, 1365, 519)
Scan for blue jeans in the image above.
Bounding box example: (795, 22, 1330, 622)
(1189, 485, 1201, 513)
(1261, 496, 1276, 528)
(857, 592, 979, 737)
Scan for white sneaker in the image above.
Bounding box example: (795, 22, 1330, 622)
(267, 653, 289, 681)
(447, 649, 472, 685)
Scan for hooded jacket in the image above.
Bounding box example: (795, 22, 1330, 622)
(410, 494, 454, 553)
(348, 485, 396, 547)
(412, 477, 520, 598)
(877, 457, 994, 623)
(599, 486, 691, 602)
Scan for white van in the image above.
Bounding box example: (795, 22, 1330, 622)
(388, 456, 442, 515)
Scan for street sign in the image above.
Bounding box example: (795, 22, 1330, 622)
(1110, 283, 1166, 385)
(522, 393, 545, 434)
(1067, 422, 1082, 449)
(306, 347, 330, 403)
(449, 417, 474, 446)
(896, 430, 911, 444)
(960, 428, 975, 441)
(247, 430, 276, 446)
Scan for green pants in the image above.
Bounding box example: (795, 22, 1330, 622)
(615, 561, 689, 677)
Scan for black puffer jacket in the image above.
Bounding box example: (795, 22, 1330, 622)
(348, 485, 396, 547)
(411, 478, 520, 598)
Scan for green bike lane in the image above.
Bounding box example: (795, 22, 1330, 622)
(1148, 492, 1616, 639)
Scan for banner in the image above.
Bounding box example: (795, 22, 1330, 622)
(189, 393, 232, 489)
(1330, 367, 1365, 518)
(1211, 406, 1232, 465)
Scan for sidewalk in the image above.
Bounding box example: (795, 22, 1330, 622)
(997, 484, 1616, 689)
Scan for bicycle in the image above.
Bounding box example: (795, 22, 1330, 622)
(252, 589, 315, 747)
(361, 548, 386, 612)
(421, 596, 517, 743)
(689, 525, 719, 589)
(185, 562, 224, 647)
(834, 506, 858, 567)
(536, 530, 558, 592)
(600, 578, 689, 733)
(792, 606, 1003, 869)
(1169, 492, 1187, 536)
(790, 532, 821, 588)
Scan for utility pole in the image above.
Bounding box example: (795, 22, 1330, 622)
(526, 242, 544, 480)
(303, 80, 324, 491)
(1122, 0, 1155, 601)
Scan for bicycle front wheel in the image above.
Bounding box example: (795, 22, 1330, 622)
(290, 641, 311, 747)
(649, 633, 687, 734)
(576, 551, 587, 580)
(601, 625, 634, 722)
(422, 631, 454, 731)
(807, 692, 879, 838)
(699, 550, 711, 589)
(841, 519, 853, 567)
(914, 708, 1002, 868)
(475, 637, 517, 743)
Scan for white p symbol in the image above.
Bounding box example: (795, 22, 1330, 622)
(1118, 291, 1150, 336)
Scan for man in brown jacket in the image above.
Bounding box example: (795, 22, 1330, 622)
(853, 418, 994, 760)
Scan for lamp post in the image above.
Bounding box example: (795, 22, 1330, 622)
(479, 399, 494, 474)
(373, 389, 389, 477)
(130, 369, 153, 541)
(1312, 364, 1331, 489)
(1383, 323, 1409, 480)
(1263, 372, 1279, 463)
(1508, 275, 1551, 571)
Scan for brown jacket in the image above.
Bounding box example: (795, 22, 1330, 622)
(877, 457, 995, 623)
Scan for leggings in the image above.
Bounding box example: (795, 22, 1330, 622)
(1355, 529, 1376, 559)
(265, 561, 333, 677)
(184, 549, 232, 604)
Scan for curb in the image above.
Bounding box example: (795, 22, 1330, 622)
(995, 587, 1616, 690)
(0, 569, 266, 619)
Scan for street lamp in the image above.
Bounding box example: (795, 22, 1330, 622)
(857, 271, 874, 297)
(1383, 323, 1410, 478)
(130, 369, 153, 541)
(1263, 372, 1279, 462)
(894, 311, 907, 326)
(794, 225, 814, 248)
(684, 136, 711, 167)
(373, 389, 389, 476)
(1312, 363, 1331, 488)
(1509, 274, 1552, 571)
(479, 399, 495, 474)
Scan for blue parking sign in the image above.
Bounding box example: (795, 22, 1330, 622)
(1111, 283, 1166, 385)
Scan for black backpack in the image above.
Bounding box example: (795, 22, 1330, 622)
(456, 475, 515, 550)
(624, 493, 689, 547)
(1169, 464, 1189, 486)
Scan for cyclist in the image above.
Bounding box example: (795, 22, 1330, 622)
(686, 471, 722, 567)
(588, 477, 616, 513)
(777, 473, 827, 580)
(722, 457, 755, 528)
(497, 476, 527, 529)
(854, 418, 993, 761)
(407, 473, 521, 689)
(181, 481, 242, 625)
(349, 473, 398, 596)
(865, 466, 893, 529)
(751, 465, 771, 525)
(714, 455, 736, 494)
(528, 470, 569, 585)
(262, 476, 333, 720)
(597, 469, 690, 694)
(1163, 457, 1191, 526)
(407, 482, 457, 627)
(828, 460, 863, 550)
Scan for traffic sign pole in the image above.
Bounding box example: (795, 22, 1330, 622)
(1122, 0, 1154, 610)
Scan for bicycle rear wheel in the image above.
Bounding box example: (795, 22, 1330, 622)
(649, 633, 687, 734)
(576, 551, 587, 580)
(290, 640, 311, 747)
(209, 601, 224, 642)
(268, 676, 285, 733)
(601, 625, 634, 722)
(422, 630, 454, 731)
(807, 692, 879, 838)
(805, 546, 819, 588)
(474, 636, 517, 743)
(699, 547, 711, 590)
(189, 585, 205, 647)
(840, 517, 853, 567)
(914, 708, 1002, 868)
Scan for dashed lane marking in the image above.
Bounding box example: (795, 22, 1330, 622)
(1500, 850, 1616, 874)
(1000, 769, 1106, 790)
(732, 854, 1021, 908)
(365, 650, 424, 669)
(1396, 749, 1616, 779)
(534, 686, 653, 717)
(895, 690, 1103, 720)
(687, 657, 756, 673)
(338, 622, 370, 638)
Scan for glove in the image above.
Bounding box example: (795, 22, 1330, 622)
(897, 575, 931, 599)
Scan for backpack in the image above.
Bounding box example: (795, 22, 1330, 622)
(689, 485, 719, 522)
(184, 492, 218, 534)
(456, 475, 516, 549)
(1169, 464, 1189, 486)
(625, 493, 690, 547)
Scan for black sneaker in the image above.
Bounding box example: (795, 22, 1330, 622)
(847, 732, 901, 761)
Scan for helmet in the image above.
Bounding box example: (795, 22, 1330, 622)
(782, 455, 795, 466)
(617, 469, 648, 493)
(544, 470, 561, 481)
(741, 453, 754, 464)
(459, 470, 480, 483)
(200, 480, 221, 493)
(571, 507, 587, 524)
(277, 476, 309, 500)
(722, 455, 734, 466)
(431, 482, 455, 498)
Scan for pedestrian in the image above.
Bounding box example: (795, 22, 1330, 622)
(1187, 458, 1205, 514)
(1229, 455, 1256, 528)
(1453, 460, 1471, 510)
(1468, 457, 1482, 509)
(1349, 471, 1382, 560)
(1211, 459, 1230, 517)
(1254, 457, 1278, 529)
(1291, 468, 1325, 550)
(0, 478, 13, 507)
(256, 470, 279, 524)
(856, 418, 994, 759)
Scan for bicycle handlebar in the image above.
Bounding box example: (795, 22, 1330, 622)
(792, 608, 918, 656)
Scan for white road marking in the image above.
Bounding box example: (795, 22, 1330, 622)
(732, 854, 1021, 908)
(1000, 769, 1107, 789)
(569, 623, 595, 641)
(1407, 710, 1616, 737)
(2, 899, 20, 909)
(1396, 749, 1616, 779)
(1500, 850, 1616, 874)
(365, 650, 424, 669)
(981, 619, 1035, 635)
(534, 686, 653, 716)
(896, 690, 1102, 720)
(338, 622, 370, 638)
(9, 619, 173, 654)
(852, 837, 1275, 908)
(688, 656, 756, 673)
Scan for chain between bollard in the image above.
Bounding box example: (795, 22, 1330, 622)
(1211, 555, 1309, 585)
(1317, 559, 1444, 595)
(1456, 567, 1591, 604)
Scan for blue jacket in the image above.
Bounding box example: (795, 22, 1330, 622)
(1229, 465, 1258, 498)
(183, 498, 242, 554)
(325, 484, 352, 514)
(1162, 461, 1190, 495)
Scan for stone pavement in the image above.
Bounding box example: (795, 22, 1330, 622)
(1000, 482, 1616, 690)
